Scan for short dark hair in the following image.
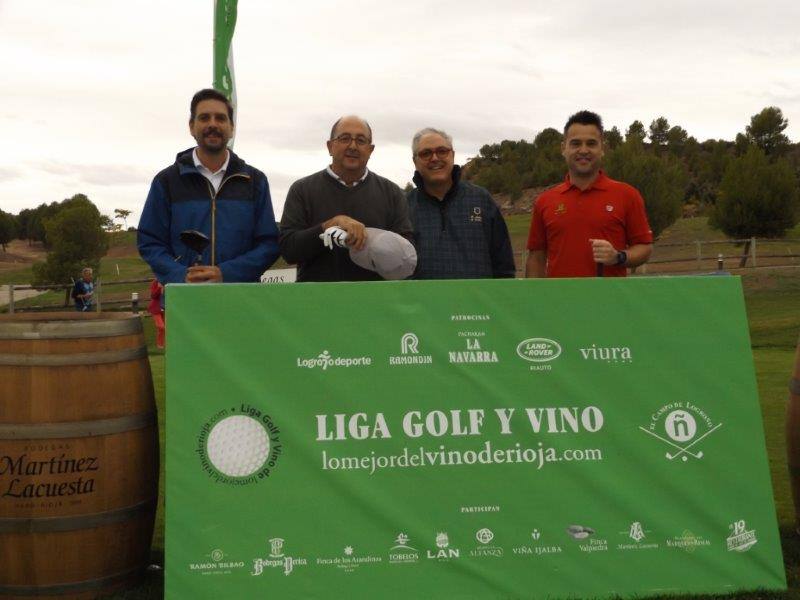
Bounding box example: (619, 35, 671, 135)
(329, 116, 373, 141)
(564, 110, 603, 135)
(190, 89, 234, 122)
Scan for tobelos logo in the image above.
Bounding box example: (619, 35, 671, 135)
(196, 404, 282, 485)
(640, 403, 722, 462)
(516, 338, 562, 363)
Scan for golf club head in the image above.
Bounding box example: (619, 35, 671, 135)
(180, 229, 210, 265)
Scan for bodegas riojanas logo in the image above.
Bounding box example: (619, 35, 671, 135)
(196, 404, 282, 486)
(640, 402, 722, 462)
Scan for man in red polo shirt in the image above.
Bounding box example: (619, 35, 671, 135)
(525, 110, 653, 278)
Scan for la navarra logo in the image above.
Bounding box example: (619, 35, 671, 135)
(640, 402, 722, 462)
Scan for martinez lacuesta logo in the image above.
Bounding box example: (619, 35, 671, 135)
(640, 402, 722, 462)
(196, 404, 282, 486)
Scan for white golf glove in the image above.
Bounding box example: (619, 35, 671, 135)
(320, 226, 348, 249)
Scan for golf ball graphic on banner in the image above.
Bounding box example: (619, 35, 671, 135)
(196, 405, 283, 485)
(207, 416, 269, 477)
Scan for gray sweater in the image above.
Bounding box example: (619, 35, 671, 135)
(279, 169, 413, 282)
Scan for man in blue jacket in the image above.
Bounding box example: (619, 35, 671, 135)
(138, 89, 279, 285)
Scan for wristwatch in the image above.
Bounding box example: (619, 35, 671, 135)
(615, 251, 627, 266)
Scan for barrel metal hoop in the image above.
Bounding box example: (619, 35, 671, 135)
(0, 346, 147, 366)
(790, 378, 800, 395)
(0, 411, 156, 440)
(0, 565, 145, 596)
(0, 318, 141, 340)
(0, 498, 155, 534)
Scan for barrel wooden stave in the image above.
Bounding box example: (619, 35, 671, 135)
(0, 313, 159, 599)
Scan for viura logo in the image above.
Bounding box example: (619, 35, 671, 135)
(579, 344, 632, 363)
(517, 338, 561, 371)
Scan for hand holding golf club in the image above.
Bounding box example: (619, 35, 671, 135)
(589, 238, 618, 265)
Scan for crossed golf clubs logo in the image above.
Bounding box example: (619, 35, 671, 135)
(639, 409, 722, 462)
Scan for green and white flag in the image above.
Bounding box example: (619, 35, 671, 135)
(213, 0, 237, 141)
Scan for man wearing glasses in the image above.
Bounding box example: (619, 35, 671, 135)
(279, 115, 413, 281)
(406, 127, 515, 279)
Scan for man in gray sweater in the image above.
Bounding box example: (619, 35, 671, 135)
(279, 116, 413, 282)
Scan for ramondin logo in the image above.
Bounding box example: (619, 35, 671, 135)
(401, 333, 419, 354)
(390, 333, 433, 366)
(196, 405, 282, 486)
(297, 350, 372, 370)
(517, 338, 562, 363)
(640, 402, 722, 462)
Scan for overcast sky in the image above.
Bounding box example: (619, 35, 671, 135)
(2, 0, 799, 226)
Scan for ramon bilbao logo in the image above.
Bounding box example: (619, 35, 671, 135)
(196, 404, 282, 486)
(640, 402, 722, 462)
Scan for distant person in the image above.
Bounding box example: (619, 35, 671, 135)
(149, 279, 165, 349)
(72, 267, 94, 312)
(406, 127, 515, 279)
(526, 110, 653, 278)
(279, 115, 415, 282)
(137, 88, 279, 286)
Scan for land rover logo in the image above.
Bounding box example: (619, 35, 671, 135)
(516, 338, 562, 363)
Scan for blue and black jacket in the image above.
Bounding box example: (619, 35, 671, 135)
(137, 148, 279, 284)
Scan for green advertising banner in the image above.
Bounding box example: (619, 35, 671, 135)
(165, 277, 785, 599)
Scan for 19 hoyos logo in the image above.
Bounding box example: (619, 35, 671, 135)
(516, 338, 562, 363)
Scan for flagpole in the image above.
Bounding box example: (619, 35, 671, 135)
(213, 0, 238, 147)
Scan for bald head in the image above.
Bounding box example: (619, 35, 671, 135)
(330, 115, 373, 142)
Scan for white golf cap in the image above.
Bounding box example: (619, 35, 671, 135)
(349, 228, 417, 280)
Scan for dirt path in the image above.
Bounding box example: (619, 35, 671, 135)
(0, 287, 46, 307)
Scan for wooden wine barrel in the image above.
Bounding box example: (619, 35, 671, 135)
(787, 334, 800, 532)
(0, 313, 159, 600)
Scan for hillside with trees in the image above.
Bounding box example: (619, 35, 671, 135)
(465, 107, 800, 240)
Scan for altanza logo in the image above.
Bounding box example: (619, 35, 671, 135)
(296, 350, 372, 370)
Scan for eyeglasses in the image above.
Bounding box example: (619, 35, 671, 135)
(332, 134, 372, 147)
(416, 147, 452, 160)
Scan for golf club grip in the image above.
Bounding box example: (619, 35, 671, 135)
(596, 263, 604, 277)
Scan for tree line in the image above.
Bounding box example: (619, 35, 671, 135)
(466, 106, 800, 239)
(0, 195, 109, 286)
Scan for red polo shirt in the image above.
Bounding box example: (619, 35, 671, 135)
(527, 171, 653, 277)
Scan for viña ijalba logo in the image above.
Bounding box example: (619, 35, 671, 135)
(727, 520, 757, 552)
(389, 333, 433, 366)
(640, 402, 722, 462)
